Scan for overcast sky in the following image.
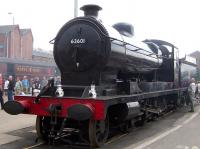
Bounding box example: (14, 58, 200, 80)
(0, 0, 200, 57)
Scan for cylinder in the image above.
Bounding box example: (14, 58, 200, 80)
(67, 104, 94, 121)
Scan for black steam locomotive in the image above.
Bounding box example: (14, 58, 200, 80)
(4, 4, 196, 147)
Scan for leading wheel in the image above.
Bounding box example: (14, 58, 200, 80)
(36, 116, 51, 141)
(89, 116, 109, 147)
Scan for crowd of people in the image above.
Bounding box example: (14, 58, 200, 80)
(0, 74, 61, 110)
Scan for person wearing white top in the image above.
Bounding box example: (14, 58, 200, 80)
(4, 79, 9, 95)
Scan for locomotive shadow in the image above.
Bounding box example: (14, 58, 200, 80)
(1, 126, 90, 149)
(0, 126, 38, 149)
(102, 106, 198, 149)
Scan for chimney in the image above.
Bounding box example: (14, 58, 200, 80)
(80, 4, 102, 18)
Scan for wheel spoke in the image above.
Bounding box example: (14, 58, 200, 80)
(96, 133, 102, 141)
(36, 116, 51, 141)
(89, 116, 109, 147)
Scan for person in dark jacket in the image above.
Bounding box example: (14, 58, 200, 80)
(32, 77, 41, 96)
(55, 76, 61, 86)
(40, 76, 48, 89)
(0, 87, 4, 109)
(7, 75, 15, 101)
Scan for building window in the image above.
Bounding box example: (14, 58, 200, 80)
(0, 44, 4, 49)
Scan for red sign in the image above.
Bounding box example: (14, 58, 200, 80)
(14, 64, 54, 76)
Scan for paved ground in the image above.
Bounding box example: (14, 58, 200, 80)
(103, 106, 200, 149)
(0, 109, 36, 149)
(0, 105, 200, 149)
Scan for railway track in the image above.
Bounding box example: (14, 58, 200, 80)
(22, 105, 194, 149)
(22, 132, 129, 149)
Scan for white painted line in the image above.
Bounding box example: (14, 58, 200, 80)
(183, 112, 199, 124)
(23, 142, 44, 149)
(128, 109, 200, 149)
(130, 125, 182, 149)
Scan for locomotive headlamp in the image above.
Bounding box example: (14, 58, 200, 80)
(88, 84, 97, 98)
(55, 85, 64, 97)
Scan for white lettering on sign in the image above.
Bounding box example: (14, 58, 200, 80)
(70, 38, 86, 44)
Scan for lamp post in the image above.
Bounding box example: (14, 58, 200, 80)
(8, 12, 15, 58)
(74, 0, 78, 18)
(6, 32, 9, 58)
(8, 12, 14, 25)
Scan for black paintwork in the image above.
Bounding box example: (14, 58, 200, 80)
(4, 101, 25, 115)
(80, 4, 102, 18)
(53, 17, 163, 87)
(68, 104, 93, 121)
(53, 5, 196, 97)
(113, 23, 134, 37)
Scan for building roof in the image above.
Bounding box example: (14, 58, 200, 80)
(180, 55, 197, 66)
(0, 57, 56, 67)
(20, 29, 31, 36)
(20, 28, 33, 40)
(0, 25, 33, 41)
(189, 51, 200, 59)
(0, 25, 19, 34)
(32, 50, 53, 58)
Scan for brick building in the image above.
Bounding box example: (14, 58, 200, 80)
(189, 51, 200, 69)
(0, 25, 33, 59)
(20, 29, 33, 59)
(0, 25, 58, 79)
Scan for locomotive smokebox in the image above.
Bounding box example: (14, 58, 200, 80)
(53, 7, 111, 85)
